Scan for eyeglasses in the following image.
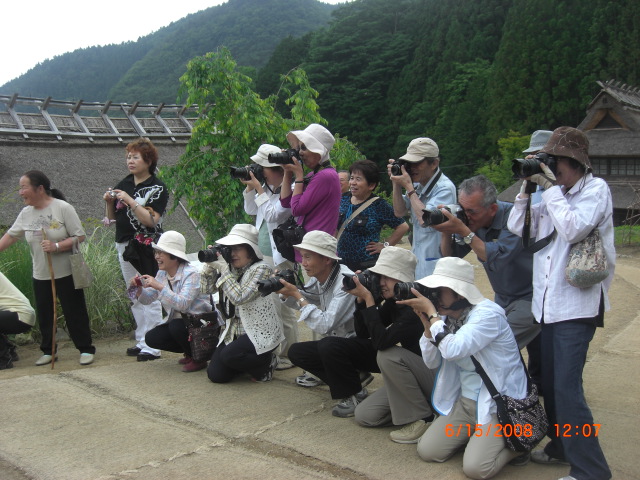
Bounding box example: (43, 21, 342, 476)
(299, 144, 308, 151)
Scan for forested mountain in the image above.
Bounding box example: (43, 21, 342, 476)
(3, 0, 639, 186)
(1, 0, 336, 103)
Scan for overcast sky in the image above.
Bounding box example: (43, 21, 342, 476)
(2, 0, 350, 87)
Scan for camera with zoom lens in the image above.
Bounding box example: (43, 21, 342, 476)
(342, 270, 382, 300)
(390, 159, 411, 176)
(230, 164, 264, 183)
(393, 282, 438, 303)
(198, 245, 233, 264)
(511, 152, 557, 178)
(268, 148, 300, 165)
(256, 269, 297, 296)
(422, 204, 468, 227)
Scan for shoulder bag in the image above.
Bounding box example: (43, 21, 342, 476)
(565, 228, 609, 288)
(69, 237, 93, 289)
(335, 196, 379, 242)
(471, 355, 548, 452)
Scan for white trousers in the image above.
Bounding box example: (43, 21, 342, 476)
(116, 242, 164, 356)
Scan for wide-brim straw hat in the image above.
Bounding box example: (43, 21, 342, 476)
(369, 246, 417, 283)
(399, 137, 439, 162)
(286, 124, 335, 162)
(541, 126, 591, 170)
(215, 224, 263, 260)
(523, 130, 553, 153)
(152, 231, 190, 263)
(250, 144, 283, 168)
(293, 230, 340, 260)
(417, 257, 485, 305)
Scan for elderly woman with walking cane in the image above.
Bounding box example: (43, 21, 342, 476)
(0, 170, 95, 366)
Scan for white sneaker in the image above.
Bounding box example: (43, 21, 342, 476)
(389, 420, 430, 444)
(275, 356, 295, 370)
(35, 354, 56, 366)
(79, 353, 94, 365)
(295, 371, 325, 387)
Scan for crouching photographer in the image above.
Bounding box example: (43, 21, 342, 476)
(204, 224, 284, 383)
(351, 247, 436, 443)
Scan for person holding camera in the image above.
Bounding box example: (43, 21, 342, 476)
(0, 271, 36, 369)
(344, 247, 436, 437)
(103, 137, 168, 362)
(277, 231, 356, 391)
(388, 137, 456, 279)
(397, 257, 526, 479)
(130, 231, 215, 373)
(205, 224, 284, 383)
(279, 124, 341, 263)
(241, 144, 298, 371)
(433, 174, 541, 390)
(507, 127, 614, 480)
(337, 160, 408, 272)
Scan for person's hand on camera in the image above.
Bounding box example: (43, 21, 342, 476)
(277, 279, 299, 299)
(432, 206, 468, 236)
(344, 274, 374, 305)
(529, 163, 556, 190)
(139, 274, 161, 290)
(283, 156, 304, 181)
(241, 171, 263, 193)
(103, 188, 118, 203)
(388, 161, 413, 191)
(206, 253, 228, 274)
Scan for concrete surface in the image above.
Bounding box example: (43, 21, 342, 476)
(1, 247, 639, 480)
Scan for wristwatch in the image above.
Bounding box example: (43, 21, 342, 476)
(296, 297, 307, 308)
(427, 312, 440, 322)
(463, 232, 475, 245)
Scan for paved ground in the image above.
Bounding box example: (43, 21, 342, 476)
(1, 247, 639, 480)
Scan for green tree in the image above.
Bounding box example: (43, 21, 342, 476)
(162, 47, 362, 241)
(475, 130, 529, 191)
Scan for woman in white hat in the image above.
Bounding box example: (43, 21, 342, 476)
(398, 257, 526, 479)
(134, 231, 214, 372)
(205, 224, 284, 383)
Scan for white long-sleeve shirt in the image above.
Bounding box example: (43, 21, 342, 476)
(507, 174, 615, 323)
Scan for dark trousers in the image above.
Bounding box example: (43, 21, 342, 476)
(207, 334, 274, 383)
(33, 276, 94, 355)
(541, 320, 611, 480)
(0, 311, 32, 335)
(526, 332, 542, 389)
(146, 317, 190, 355)
(288, 336, 380, 399)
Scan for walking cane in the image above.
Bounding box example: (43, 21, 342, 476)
(42, 228, 57, 369)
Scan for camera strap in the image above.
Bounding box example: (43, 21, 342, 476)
(522, 196, 556, 252)
(335, 196, 379, 242)
(417, 170, 442, 198)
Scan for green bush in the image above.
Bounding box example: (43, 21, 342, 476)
(0, 223, 134, 340)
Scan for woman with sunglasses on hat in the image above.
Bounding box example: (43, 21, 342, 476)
(205, 224, 284, 383)
(397, 257, 526, 480)
(508, 127, 614, 480)
(134, 231, 215, 373)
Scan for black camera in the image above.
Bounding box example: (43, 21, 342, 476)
(390, 159, 411, 176)
(230, 164, 264, 183)
(198, 245, 233, 264)
(422, 204, 468, 227)
(511, 152, 557, 178)
(257, 269, 297, 296)
(393, 282, 438, 303)
(268, 148, 300, 165)
(342, 270, 382, 300)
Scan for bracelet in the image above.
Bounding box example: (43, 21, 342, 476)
(131, 203, 140, 211)
(55, 242, 60, 252)
(407, 190, 417, 197)
(294, 180, 304, 184)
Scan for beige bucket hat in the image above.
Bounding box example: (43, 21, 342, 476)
(215, 224, 263, 260)
(250, 144, 283, 168)
(286, 124, 335, 162)
(152, 231, 190, 262)
(293, 230, 341, 260)
(417, 257, 485, 305)
(368, 246, 417, 283)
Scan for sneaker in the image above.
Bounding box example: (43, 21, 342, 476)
(296, 371, 325, 387)
(508, 452, 531, 466)
(254, 354, 278, 382)
(531, 449, 570, 466)
(359, 371, 374, 388)
(79, 353, 94, 365)
(178, 355, 192, 365)
(275, 356, 295, 370)
(332, 388, 368, 418)
(137, 353, 160, 362)
(35, 354, 57, 366)
(181, 359, 207, 372)
(558, 477, 577, 480)
(389, 419, 430, 444)
(126, 346, 141, 357)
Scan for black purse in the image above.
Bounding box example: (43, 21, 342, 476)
(272, 215, 306, 263)
(471, 355, 548, 452)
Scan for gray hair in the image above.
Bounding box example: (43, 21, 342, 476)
(458, 175, 497, 208)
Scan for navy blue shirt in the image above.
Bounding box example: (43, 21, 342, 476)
(451, 201, 533, 307)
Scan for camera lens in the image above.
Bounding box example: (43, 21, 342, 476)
(198, 248, 217, 263)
